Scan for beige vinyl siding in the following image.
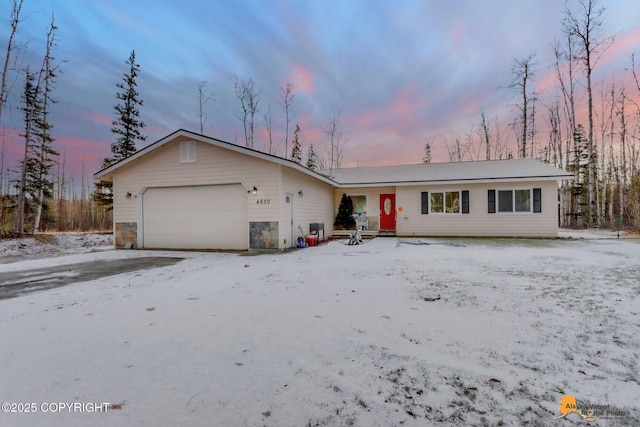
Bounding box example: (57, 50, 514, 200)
(333, 187, 395, 230)
(282, 167, 335, 245)
(112, 136, 281, 225)
(396, 180, 559, 237)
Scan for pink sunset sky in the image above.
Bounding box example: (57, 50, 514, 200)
(1, 0, 639, 185)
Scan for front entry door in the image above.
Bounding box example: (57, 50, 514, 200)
(285, 193, 294, 248)
(379, 194, 396, 230)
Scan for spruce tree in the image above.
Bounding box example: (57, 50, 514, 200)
(31, 16, 59, 234)
(14, 17, 59, 235)
(290, 123, 301, 163)
(306, 144, 317, 170)
(108, 50, 146, 164)
(95, 50, 146, 209)
(334, 193, 355, 229)
(14, 68, 38, 234)
(423, 143, 432, 164)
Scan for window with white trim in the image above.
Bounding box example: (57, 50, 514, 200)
(497, 189, 531, 213)
(489, 189, 541, 213)
(180, 141, 196, 163)
(432, 191, 460, 213)
(422, 191, 468, 214)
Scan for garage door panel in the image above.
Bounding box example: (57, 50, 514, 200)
(143, 185, 248, 250)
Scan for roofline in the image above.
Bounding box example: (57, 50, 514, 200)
(95, 130, 571, 188)
(336, 174, 572, 188)
(94, 129, 339, 186)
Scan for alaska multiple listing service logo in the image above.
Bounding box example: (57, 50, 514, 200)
(556, 395, 630, 422)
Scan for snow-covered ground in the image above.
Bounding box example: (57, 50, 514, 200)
(0, 233, 113, 263)
(0, 232, 639, 426)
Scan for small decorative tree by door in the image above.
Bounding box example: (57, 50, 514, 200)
(334, 193, 356, 229)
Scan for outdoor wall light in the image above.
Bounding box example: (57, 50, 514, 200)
(249, 186, 258, 195)
(298, 190, 304, 197)
(126, 192, 132, 199)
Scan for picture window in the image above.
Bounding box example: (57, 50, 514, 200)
(430, 191, 460, 214)
(497, 189, 531, 213)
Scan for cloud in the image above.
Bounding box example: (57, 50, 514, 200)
(86, 113, 112, 127)
(2, 0, 640, 187)
(351, 83, 427, 133)
(287, 64, 315, 94)
(598, 27, 640, 72)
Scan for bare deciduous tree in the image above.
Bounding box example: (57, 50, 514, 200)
(280, 82, 294, 155)
(233, 76, 260, 148)
(322, 108, 345, 171)
(197, 80, 214, 134)
(492, 117, 510, 160)
(464, 130, 481, 161)
(509, 53, 536, 159)
(0, 0, 22, 122)
(552, 36, 579, 227)
(263, 102, 273, 154)
(630, 54, 640, 115)
(444, 138, 463, 162)
(0, 0, 24, 232)
(617, 88, 628, 225)
(594, 80, 615, 224)
(479, 110, 491, 160)
(563, 0, 613, 227)
(546, 100, 563, 168)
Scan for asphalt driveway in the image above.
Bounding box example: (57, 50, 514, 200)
(0, 257, 183, 300)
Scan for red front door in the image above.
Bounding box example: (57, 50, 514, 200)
(379, 194, 396, 230)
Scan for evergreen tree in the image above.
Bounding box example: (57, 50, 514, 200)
(95, 50, 146, 209)
(306, 144, 317, 170)
(31, 16, 59, 234)
(423, 143, 432, 163)
(108, 50, 146, 164)
(290, 123, 301, 162)
(334, 193, 355, 229)
(14, 17, 59, 235)
(14, 68, 38, 234)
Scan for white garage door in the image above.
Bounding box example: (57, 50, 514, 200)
(142, 184, 248, 250)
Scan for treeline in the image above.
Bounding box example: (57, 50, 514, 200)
(0, 0, 112, 236)
(1, 161, 112, 235)
(422, 0, 640, 231)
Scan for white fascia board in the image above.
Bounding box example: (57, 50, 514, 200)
(336, 175, 572, 188)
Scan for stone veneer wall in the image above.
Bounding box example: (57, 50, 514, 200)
(115, 222, 137, 248)
(249, 222, 279, 249)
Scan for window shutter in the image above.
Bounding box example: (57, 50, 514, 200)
(462, 191, 469, 214)
(421, 192, 429, 214)
(488, 190, 495, 213)
(533, 188, 542, 213)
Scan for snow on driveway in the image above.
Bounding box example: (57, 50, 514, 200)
(0, 235, 638, 426)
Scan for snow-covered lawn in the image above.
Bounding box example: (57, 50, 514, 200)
(0, 233, 639, 426)
(0, 233, 112, 263)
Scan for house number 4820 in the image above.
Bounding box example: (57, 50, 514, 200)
(256, 199, 270, 204)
